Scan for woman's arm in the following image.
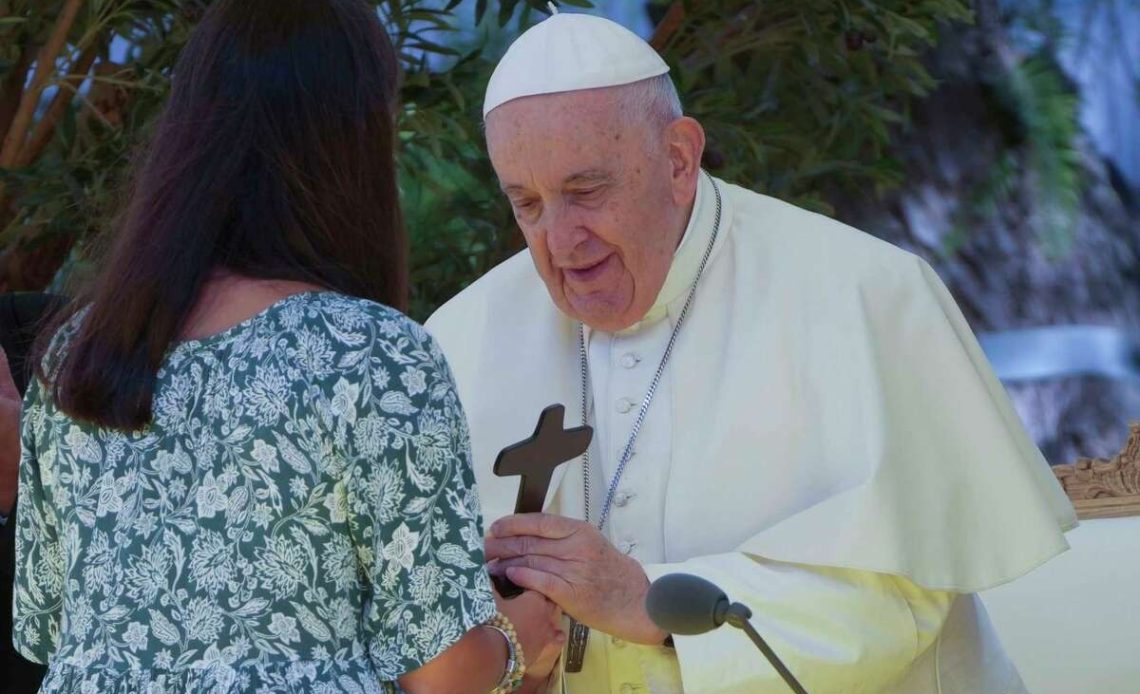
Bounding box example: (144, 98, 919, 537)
(399, 585, 565, 693)
(398, 622, 509, 694)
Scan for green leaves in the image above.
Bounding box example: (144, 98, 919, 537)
(657, 0, 971, 208)
(955, 54, 1083, 258)
(396, 49, 519, 320)
(471, 0, 588, 27)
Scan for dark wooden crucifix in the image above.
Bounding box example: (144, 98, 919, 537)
(491, 404, 592, 599)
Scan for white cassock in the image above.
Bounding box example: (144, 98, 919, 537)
(425, 173, 1077, 693)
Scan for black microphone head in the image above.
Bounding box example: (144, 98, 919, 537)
(645, 573, 730, 636)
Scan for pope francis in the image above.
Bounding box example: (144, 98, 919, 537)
(425, 11, 1076, 694)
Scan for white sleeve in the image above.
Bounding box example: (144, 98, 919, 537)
(642, 552, 954, 693)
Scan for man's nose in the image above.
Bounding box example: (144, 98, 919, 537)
(543, 203, 590, 258)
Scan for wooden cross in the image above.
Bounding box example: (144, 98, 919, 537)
(492, 403, 592, 598)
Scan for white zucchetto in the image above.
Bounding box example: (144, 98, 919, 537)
(483, 9, 669, 118)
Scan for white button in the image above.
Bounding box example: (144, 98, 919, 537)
(611, 636, 626, 649)
(620, 353, 640, 369)
(613, 491, 633, 507)
(619, 540, 636, 554)
(616, 398, 635, 414)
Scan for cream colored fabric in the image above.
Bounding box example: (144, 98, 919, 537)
(425, 174, 1075, 692)
(540, 568, 1024, 694)
(548, 555, 958, 694)
(982, 516, 1140, 694)
(888, 594, 1027, 694)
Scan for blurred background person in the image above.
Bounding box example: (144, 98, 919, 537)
(1, 292, 62, 693)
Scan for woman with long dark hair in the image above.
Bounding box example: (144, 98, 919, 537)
(12, 1, 562, 691)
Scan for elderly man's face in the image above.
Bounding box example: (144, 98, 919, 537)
(485, 88, 694, 332)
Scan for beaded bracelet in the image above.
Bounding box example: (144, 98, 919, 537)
(485, 612, 527, 693)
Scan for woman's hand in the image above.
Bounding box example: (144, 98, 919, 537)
(495, 586, 567, 685)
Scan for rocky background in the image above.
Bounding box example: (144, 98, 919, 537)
(830, 1, 1139, 464)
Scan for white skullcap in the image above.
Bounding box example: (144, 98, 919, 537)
(483, 8, 669, 118)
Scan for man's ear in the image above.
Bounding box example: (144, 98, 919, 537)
(665, 117, 706, 205)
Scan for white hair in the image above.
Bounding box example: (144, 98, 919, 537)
(617, 73, 684, 130)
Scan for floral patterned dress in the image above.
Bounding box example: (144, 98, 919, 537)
(13, 292, 496, 693)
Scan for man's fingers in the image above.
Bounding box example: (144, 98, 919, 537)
(504, 566, 573, 606)
(495, 554, 574, 578)
(490, 512, 580, 540)
(485, 534, 570, 561)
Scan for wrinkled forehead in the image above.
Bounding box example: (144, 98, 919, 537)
(485, 89, 637, 185)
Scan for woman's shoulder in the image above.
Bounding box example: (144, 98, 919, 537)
(302, 292, 416, 325)
(292, 293, 431, 343)
(282, 292, 445, 369)
(282, 293, 461, 427)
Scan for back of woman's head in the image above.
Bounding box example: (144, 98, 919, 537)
(48, 0, 406, 430)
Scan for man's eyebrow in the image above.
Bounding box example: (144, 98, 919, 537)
(501, 170, 613, 195)
(564, 170, 614, 187)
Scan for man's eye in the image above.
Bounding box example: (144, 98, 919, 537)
(512, 199, 541, 220)
(574, 187, 603, 200)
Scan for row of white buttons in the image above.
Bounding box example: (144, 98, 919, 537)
(615, 351, 642, 412)
(613, 350, 643, 576)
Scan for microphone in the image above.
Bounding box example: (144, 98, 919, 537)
(646, 573, 808, 694)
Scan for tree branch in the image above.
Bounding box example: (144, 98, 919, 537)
(17, 42, 101, 167)
(0, 0, 87, 170)
(649, 1, 685, 52)
(0, 45, 36, 147)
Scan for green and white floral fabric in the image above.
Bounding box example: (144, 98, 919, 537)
(14, 292, 495, 693)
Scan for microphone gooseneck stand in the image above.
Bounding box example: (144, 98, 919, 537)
(646, 573, 809, 694)
(722, 601, 808, 694)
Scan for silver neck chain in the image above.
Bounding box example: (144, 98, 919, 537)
(579, 174, 723, 532)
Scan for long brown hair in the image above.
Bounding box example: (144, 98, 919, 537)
(46, 0, 406, 430)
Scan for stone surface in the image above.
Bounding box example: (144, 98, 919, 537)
(831, 22, 1140, 465)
